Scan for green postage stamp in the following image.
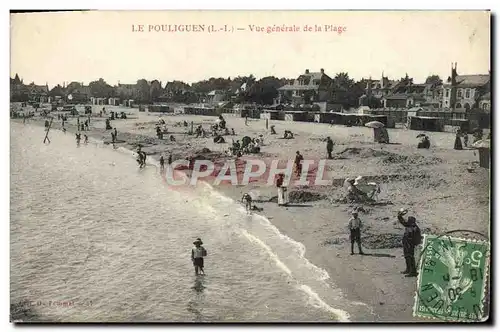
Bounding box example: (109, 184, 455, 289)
(413, 234, 490, 322)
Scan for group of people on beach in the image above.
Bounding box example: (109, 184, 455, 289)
(454, 127, 487, 150)
(348, 208, 421, 277)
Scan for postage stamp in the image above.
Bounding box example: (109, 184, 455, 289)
(413, 234, 490, 322)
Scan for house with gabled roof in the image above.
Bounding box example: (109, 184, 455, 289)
(26, 82, 49, 103)
(478, 92, 491, 112)
(380, 73, 443, 108)
(364, 73, 399, 98)
(206, 90, 227, 104)
(442, 63, 490, 110)
(277, 68, 333, 106)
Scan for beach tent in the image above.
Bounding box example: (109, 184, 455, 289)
(408, 116, 443, 132)
(472, 139, 490, 169)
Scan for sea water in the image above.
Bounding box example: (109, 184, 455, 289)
(10, 122, 355, 322)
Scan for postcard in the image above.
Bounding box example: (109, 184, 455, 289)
(10, 10, 491, 323)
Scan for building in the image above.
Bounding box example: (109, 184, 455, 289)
(364, 74, 399, 99)
(380, 74, 442, 108)
(442, 63, 490, 110)
(26, 82, 49, 103)
(277, 69, 333, 106)
(10, 74, 29, 101)
(206, 90, 227, 104)
(479, 92, 491, 112)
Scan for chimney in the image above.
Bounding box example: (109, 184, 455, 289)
(320, 68, 324, 74)
(305, 69, 310, 74)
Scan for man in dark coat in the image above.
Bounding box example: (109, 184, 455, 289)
(294, 151, 304, 177)
(397, 209, 421, 277)
(326, 136, 334, 159)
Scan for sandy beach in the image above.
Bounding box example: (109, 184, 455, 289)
(13, 104, 490, 322)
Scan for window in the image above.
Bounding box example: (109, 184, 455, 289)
(445, 100, 449, 106)
(457, 89, 462, 98)
(465, 88, 470, 98)
(445, 89, 450, 98)
(456, 103, 462, 108)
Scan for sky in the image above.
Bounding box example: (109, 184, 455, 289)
(10, 10, 491, 88)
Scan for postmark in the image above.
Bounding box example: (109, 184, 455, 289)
(413, 232, 490, 322)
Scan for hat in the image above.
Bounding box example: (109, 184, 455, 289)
(351, 210, 358, 215)
(354, 176, 364, 185)
(193, 238, 203, 245)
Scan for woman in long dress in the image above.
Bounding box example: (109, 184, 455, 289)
(454, 131, 463, 150)
(276, 174, 288, 206)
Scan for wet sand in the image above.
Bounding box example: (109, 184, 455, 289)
(13, 104, 490, 322)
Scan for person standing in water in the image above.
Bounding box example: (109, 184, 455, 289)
(241, 193, 253, 213)
(168, 153, 173, 165)
(84, 134, 89, 144)
(191, 238, 207, 275)
(113, 128, 118, 141)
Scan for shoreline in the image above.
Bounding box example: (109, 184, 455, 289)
(11, 108, 490, 322)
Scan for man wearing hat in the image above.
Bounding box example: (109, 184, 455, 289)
(294, 151, 304, 177)
(397, 209, 421, 277)
(348, 210, 364, 255)
(191, 238, 207, 275)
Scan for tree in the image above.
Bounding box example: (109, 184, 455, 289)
(425, 75, 442, 86)
(89, 78, 114, 98)
(244, 76, 284, 105)
(149, 80, 162, 102)
(135, 79, 151, 103)
(331, 72, 362, 109)
(191, 77, 231, 94)
(48, 84, 65, 97)
(66, 82, 82, 93)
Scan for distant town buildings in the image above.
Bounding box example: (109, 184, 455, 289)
(364, 74, 399, 99)
(10, 62, 490, 113)
(442, 63, 490, 111)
